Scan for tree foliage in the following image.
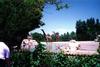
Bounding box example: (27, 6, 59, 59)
(76, 18, 100, 41)
(60, 32, 76, 41)
(0, 0, 44, 47)
(32, 31, 76, 41)
(0, 0, 68, 48)
(31, 32, 44, 42)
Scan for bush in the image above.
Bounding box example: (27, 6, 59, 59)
(11, 43, 100, 67)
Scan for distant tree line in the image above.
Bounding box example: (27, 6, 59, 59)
(31, 31, 76, 41)
(76, 18, 100, 41)
(60, 31, 76, 41)
(32, 18, 100, 41)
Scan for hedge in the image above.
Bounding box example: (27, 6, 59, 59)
(10, 43, 100, 67)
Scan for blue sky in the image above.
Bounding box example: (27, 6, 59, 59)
(32, 0, 100, 35)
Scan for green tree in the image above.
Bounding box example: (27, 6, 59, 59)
(51, 34, 56, 41)
(86, 18, 96, 40)
(76, 20, 87, 40)
(95, 19, 100, 35)
(31, 32, 44, 42)
(76, 18, 100, 41)
(0, 0, 44, 48)
(70, 31, 76, 40)
(60, 32, 71, 41)
(0, 0, 68, 48)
